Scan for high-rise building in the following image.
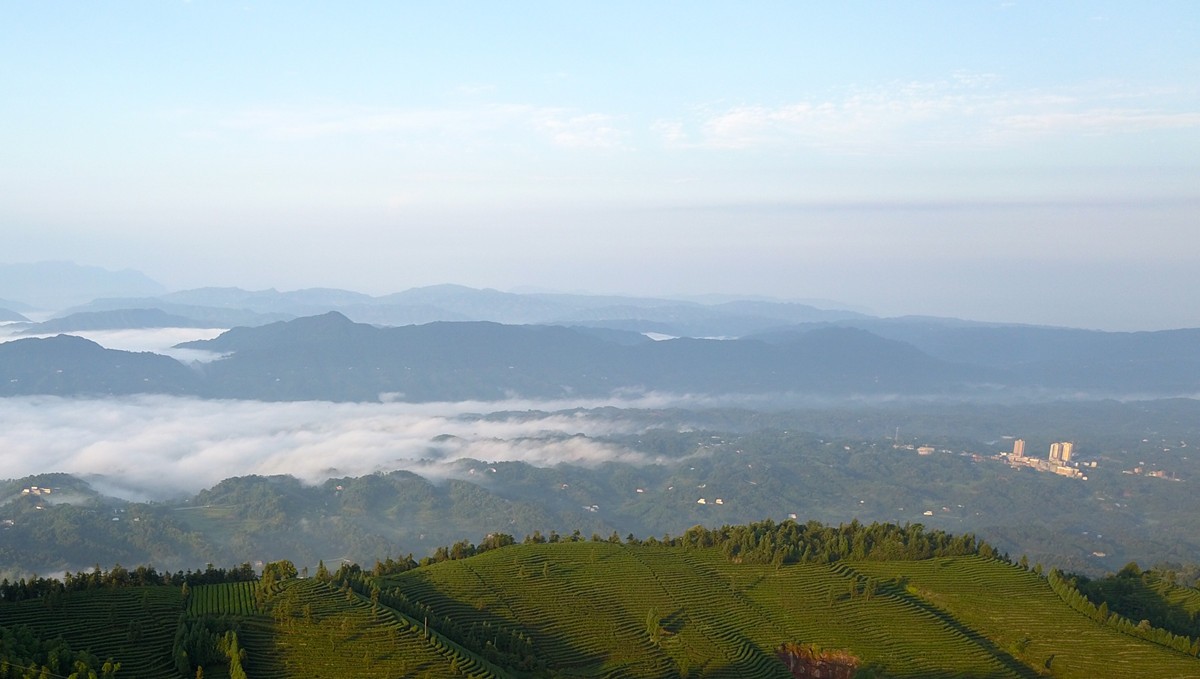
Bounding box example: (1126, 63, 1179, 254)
(1049, 442, 1063, 462)
(1012, 439, 1026, 458)
(1060, 442, 1074, 463)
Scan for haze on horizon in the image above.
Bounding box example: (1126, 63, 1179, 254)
(2, 2, 1198, 331)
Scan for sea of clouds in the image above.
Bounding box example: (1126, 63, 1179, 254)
(0, 324, 769, 503)
(0, 394, 686, 502)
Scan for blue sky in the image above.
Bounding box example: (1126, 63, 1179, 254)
(2, 2, 1198, 329)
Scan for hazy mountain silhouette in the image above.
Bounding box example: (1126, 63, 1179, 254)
(16, 308, 207, 334)
(170, 312, 987, 402)
(0, 261, 165, 310)
(0, 334, 199, 396)
(61, 297, 292, 328)
(0, 307, 29, 322)
(55, 282, 868, 335)
(753, 319, 1200, 393)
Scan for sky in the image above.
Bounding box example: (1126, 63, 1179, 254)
(2, 2, 1198, 329)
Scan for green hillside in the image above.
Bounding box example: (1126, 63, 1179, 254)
(4, 521, 1200, 678)
(377, 543, 1200, 678)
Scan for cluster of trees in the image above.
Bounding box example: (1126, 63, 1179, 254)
(369, 555, 419, 576)
(0, 564, 257, 603)
(172, 616, 245, 678)
(416, 533, 520, 565)
(521, 529, 622, 546)
(0, 625, 118, 679)
(659, 519, 999, 566)
(1048, 568, 1200, 656)
(1072, 563, 1200, 639)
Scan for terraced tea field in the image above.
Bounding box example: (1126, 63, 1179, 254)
(382, 543, 1200, 679)
(238, 578, 500, 679)
(0, 586, 182, 678)
(850, 556, 1200, 679)
(5, 539, 1200, 678)
(385, 542, 1013, 677)
(187, 581, 260, 616)
(385, 542, 681, 677)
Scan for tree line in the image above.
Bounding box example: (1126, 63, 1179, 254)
(0, 563, 256, 603)
(663, 518, 1000, 566)
(1051, 566, 1200, 656)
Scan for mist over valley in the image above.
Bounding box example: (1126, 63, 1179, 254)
(3, 267, 1200, 585)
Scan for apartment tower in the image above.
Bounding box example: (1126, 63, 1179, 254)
(1012, 439, 1026, 458)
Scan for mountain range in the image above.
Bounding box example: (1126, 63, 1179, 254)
(3, 309, 1200, 401)
(2, 263, 1199, 402)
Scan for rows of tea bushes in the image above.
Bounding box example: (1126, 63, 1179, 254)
(338, 560, 541, 673)
(233, 575, 499, 678)
(186, 581, 259, 617)
(0, 587, 181, 678)
(852, 556, 1200, 679)
(696, 551, 1017, 678)
(383, 541, 682, 676)
(3, 521, 1200, 678)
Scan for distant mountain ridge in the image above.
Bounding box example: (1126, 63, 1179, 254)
(754, 320, 1200, 392)
(4, 266, 1200, 401)
(62, 283, 869, 335)
(0, 261, 165, 310)
(0, 307, 29, 322)
(4, 310, 1200, 402)
(170, 312, 984, 402)
(14, 308, 210, 334)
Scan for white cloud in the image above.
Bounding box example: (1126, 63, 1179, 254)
(994, 109, 1200, 137)
(656, 79, 1200, 153)
(0, 395, 681, 501)
(534, 112, 628, 149)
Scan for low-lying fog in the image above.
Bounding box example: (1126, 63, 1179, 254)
(0, 395, 687, 502)
(0, 325, 228, 363)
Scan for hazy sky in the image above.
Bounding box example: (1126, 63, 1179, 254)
(2, 2, 1198, 329)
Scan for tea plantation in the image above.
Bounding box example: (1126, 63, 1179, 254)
(3, 520, 1200, 678)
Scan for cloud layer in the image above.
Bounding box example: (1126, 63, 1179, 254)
(0, 395, 666, 501)
(660, 80, 1200, 153)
